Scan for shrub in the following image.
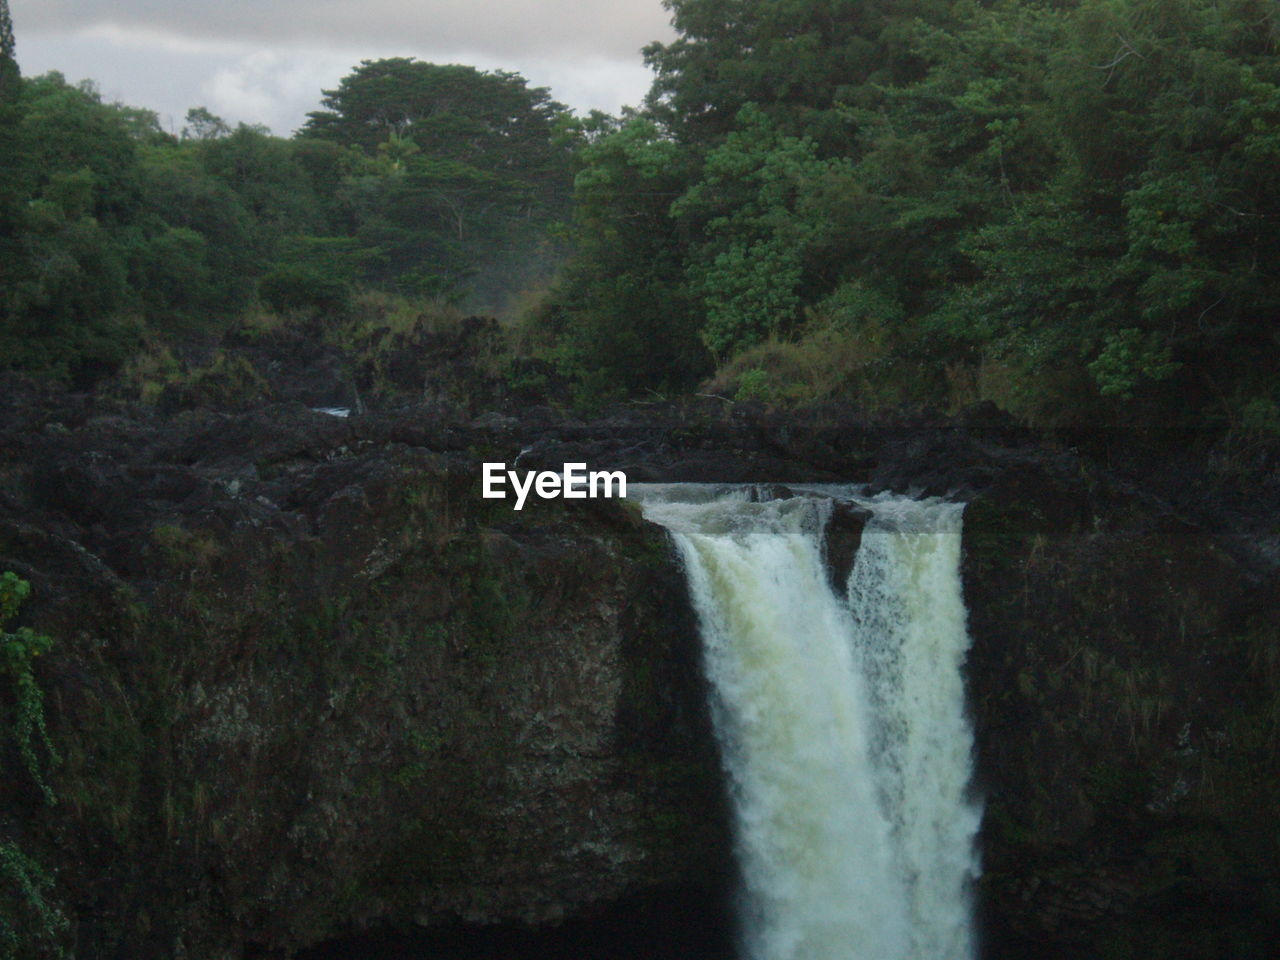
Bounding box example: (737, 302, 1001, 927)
(258, 265, 351, 316)
(0, 572, 58, 804)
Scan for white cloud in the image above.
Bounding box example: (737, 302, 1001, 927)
(13, 20, 664, 135)
(77, 21, 252, 58)
(203, 49, 357, 134)
(11, 0, 676, 60)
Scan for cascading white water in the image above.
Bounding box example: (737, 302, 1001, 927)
(634, 485, 982, 960)
(845, 497, 984, 960)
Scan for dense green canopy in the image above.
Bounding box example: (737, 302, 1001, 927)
(0, 0, 1276, 440)
(546, 0, 1280, 435)
(0, 51, 573, 383)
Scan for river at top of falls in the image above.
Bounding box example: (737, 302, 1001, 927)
(631, 484, 983, 960)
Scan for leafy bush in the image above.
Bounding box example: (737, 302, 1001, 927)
(0, 841, 68, 960)
(258, 265, 352, 317)
(0, 572, 58, 804)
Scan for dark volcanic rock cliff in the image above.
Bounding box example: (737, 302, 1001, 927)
(961, 454, 1278, 958)
(0, 382, 733, 957)
(0, 376, 1276, 958)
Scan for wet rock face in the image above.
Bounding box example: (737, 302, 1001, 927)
(821, 500, 871, 594)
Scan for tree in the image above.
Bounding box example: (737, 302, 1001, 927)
(0, 0, 17, 100)
(546, 114, 707, 393)
(302, 59, 568, 184)
(935, 0, 1280, 416)
(644, 0, 949, 149)
(0, 0, 14, 84)
(302, 59, 574, 307)
(182, 106, 229, 141)
(672, 104, 854, 357)
(0, 0, 25, 227)
(542, 0, 1279, 429)
(0, 74, 145, 381)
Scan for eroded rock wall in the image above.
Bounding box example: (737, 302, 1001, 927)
(0, 387, 731, 958)
(962, 456, 1278, 958)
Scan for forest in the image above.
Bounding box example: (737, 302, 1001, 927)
(2, 0, 1279, 442)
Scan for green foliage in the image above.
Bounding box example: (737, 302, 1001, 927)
(302, 58, 573, 312)
(0, 75, 145, 381)
(3, 0, 1276, 432)
(111, 344, 272, 411)
(0, 0, 20, 199)
(0, 841, 69, 960)
(708, 316, 932, 409)
(924, 0, 1280, 420)
(644, 0, 944, 147)
(258, 264, 351, 316)
(304, 58, 565, 165)
(1088, 328, 1181, 398)
(537, 0, 1280, 432)
(1239, 397, 1280, 438)
(181, 105, 229, 142)
(0, 573, 58, 805)
(672, 105, 855, 357)
(0, 0, 14, 69)
(168, 351, 273, 411)
(530, 114, 708, 396)
(1, 52, 570, 383)
(734, 367, 772, 402)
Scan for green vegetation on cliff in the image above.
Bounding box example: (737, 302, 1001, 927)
(0, 573, 58, 804)
(0, 572, 67, 959)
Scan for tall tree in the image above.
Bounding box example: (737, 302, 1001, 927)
(643, 0, 948, 150)
(302, 59, 574, 307)
(0, 0, 16, 101)
(550, 114, 707, 393)
(302, 59, 569, 187)
(0, 0, 24, 221)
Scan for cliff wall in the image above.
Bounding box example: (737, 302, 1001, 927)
(0, 378, 1275, 958)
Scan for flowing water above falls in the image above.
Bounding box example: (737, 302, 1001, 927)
(634, 485, 982, 960)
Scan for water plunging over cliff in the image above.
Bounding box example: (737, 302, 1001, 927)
(634, 486, 982, 960)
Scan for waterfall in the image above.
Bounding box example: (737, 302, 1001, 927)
(634, 485, 982, 960)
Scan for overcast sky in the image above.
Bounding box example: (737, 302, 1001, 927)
(10, 1, 676, 135)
